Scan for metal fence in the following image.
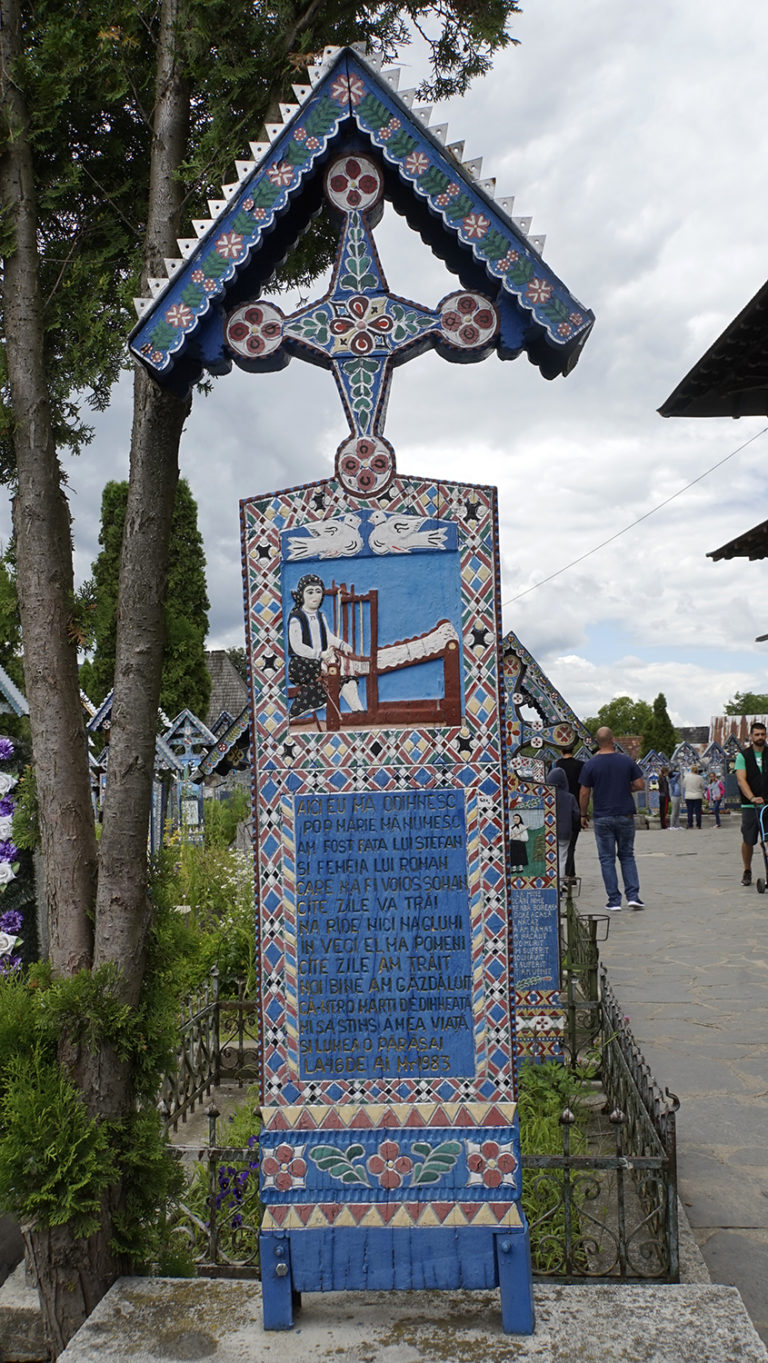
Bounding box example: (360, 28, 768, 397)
(522, 959, 679, 1282)
(161, 967, 259, 1134)
(163, 919, 679, 1283)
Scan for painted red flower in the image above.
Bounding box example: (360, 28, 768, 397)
(462, 211, 490, 240)
(216, 231, 244, 261)
(440, 292, 497, 348)
(466, 1138, 517, 1189)
(165, 302, 192, 328)
(328, 156, 381, 211)
(330, 296, 393, 354)
(262, 1142, 307, 1191)
(267, 160, 294, 188)
(330, 74, 365, 105)
(367, 1140, 413, 1189)
(404, 151, 429, 177)
(525, 276, 554, 305)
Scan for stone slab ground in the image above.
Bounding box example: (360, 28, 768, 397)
(54, 1276, 768, 1363)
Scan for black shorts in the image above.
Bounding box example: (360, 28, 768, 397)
(741, 807, 764, 845)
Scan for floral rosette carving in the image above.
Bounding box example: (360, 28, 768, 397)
(262, 1142, 308, 1191)
(335, 433, 394, 497)
(366, 1140, 413, 1189)
(225, 302, 284, 360)
(465, 1138, 518, 1189)
(325, 155, 382, 214)
(439, 292, 498, 351)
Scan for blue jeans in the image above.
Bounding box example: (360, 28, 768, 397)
(593, 815, 640, 905)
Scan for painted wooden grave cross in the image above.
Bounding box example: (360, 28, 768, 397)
(130, 44, 593, 1334)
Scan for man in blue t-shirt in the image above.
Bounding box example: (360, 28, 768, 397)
(579, 727, 645, 911)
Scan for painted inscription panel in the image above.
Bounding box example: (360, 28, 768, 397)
(293, 788, 474, 1081)
(508, 783, 564, 1063)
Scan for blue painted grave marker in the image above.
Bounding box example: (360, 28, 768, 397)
(130, 41, 593, 1340)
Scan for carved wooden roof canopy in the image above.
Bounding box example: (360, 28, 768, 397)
(130, 45, 594, 406)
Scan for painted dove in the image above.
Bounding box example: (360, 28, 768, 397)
(286, 513, 362, 560)
(368, 510, 448, 554)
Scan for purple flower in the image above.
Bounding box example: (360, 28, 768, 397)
(0, 841, 18, 863)
(0, 954, 21, 975)
(0, 739, 15, 762)
(0, 798, 13, 817)
(0, 909, 22, 935)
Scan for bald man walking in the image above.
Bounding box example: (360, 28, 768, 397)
(579, 726, 645, 911)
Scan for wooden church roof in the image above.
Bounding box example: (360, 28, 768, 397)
(129, 45, 593, 398)
(659, 275, 768, 419)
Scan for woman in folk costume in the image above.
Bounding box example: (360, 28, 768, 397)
(287, 574, 364, 720)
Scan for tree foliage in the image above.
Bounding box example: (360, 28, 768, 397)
(724, 690, 768, 716)
(0, 0, 523, 1350)
(584, 692, 678, 758)
(80, 478, 210, 717)
(0, 0, 521, 479)
(641, 692, 677, 759)
(584, 695, 653, 740)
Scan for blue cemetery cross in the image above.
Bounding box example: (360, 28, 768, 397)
(128, 45, 594, 1340)
(223, 150, 500, 500)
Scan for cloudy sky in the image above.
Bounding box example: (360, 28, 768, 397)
(8, 0, 768, 727)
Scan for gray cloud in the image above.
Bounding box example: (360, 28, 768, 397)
(3, 1, 768, 724)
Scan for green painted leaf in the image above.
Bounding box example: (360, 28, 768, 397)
(411, 1139, 462, 1186)
(357, 93, 390, 130)
(307, 1143, 369, 1185)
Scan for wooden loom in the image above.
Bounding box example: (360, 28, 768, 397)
(318, 580, 462, 730)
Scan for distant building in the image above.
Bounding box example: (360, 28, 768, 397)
(709, 715, 768, 747)
(676, 725, 708, 749)
(205, 650, 247, 730)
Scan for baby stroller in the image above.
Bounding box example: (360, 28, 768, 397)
(755, 804, 768, 894)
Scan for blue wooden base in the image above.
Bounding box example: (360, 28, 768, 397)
(261, 1226, 535, 1334)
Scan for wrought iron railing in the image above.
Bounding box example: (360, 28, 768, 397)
(521, 941, 679, 1283)
(161, 967, 259, 1133)
(165, 1107, 261, 1279)
(560, 897, 607, 1063)
(162, 928, 679, 1283)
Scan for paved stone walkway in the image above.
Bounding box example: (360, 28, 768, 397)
(573, 811, 768, 1345)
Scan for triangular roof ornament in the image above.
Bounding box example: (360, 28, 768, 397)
(0, 663, 28, 717)
(130, 46, 593, 404)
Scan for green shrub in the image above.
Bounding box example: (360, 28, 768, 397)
(149, 840, 256, 997)
(517, 1058, 594, 1273)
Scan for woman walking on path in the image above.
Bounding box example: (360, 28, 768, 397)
(706, 772, 725, 828)
(683, 765, 706, 828)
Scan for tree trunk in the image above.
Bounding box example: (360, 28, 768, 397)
(0, 0, 97, 977)
(93, 0, 191, 992)
(23, 1208, 123, 1361)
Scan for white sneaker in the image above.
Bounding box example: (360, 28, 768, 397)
(606, 903, 622, 911)
(627, 898, 645, 909)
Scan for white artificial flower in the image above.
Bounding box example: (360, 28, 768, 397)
(0, 862, 16, 885)
(0, 930, 16, 955)
(0, 816, 13, 840)
(0, 773, 17, 796)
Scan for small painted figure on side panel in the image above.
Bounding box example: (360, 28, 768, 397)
(509, 813, 529, 871)
(287, 573, 364, 721)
